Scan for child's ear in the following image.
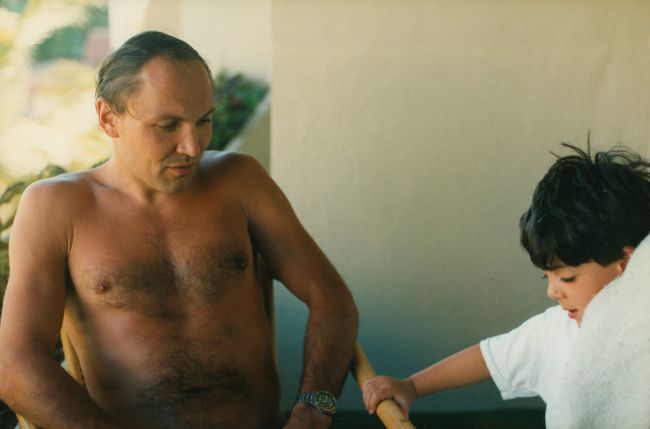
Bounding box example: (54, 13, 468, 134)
(618, 246, 635, 273)
(96, 98, 119, 138)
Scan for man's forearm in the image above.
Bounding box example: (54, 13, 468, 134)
(0, 352, 125, 429)
(298, 292, 358, 395)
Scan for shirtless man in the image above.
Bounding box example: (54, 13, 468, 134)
(0, 31, 358, 429)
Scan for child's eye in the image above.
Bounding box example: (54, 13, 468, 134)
(560, 276, 576, 283)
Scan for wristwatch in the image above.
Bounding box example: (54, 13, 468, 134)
(296, 391, 337, 416)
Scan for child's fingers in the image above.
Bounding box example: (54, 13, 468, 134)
(363, 377, 387, 414)
(362, 376, 396, 414)
(393, 395, 411, 418)
(362, 377, 379, 413)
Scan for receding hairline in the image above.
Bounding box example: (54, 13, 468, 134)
(100, 55, 214, 116)
(96, 31, 214, 115)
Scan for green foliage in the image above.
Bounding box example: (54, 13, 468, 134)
(0, 0, 28, 13)
(31, 5, 108, 64)
(0, 247, 7, 304)
(210, 71, 269, 151)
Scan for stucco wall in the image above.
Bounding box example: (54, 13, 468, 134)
(109, 0, 271, 82)
(271, 0, 650, 412)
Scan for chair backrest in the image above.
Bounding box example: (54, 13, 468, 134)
(17, 258, 414, 429)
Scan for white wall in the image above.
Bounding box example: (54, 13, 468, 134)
(272, 0, 650, 412)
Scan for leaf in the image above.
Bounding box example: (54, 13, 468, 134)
(37, 164, 66, 179)
(0, 181, 26, 205)
(1, 211, 15, 231)
(14, 0, 98, 50)
(210, 70, 268, 151)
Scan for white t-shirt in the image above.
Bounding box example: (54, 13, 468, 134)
(479, 306, 579, 421)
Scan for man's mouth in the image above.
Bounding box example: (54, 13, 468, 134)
(167, 163, 196, 174)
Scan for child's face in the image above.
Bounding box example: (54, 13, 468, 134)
(544, 250, 631, 325)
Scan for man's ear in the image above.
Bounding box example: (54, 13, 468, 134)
(618, 246, 635, 273)
(96, 98, 119, 138)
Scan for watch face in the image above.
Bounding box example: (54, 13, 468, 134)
(315, 392, 337, 413)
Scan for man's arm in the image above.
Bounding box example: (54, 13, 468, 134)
(236, 155, 359, 427)
(0, 181, 125, 429)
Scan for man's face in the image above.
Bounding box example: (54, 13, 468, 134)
(543, 254, 629, 326)
(110, 56, 214, 194)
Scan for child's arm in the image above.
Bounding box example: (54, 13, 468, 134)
(362, 344, 490, 416)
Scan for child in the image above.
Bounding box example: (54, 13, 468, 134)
(362, 144, 650, 424)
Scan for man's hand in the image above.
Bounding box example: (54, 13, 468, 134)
(362, 375, 417, 417)
(283, 403, 331, 429)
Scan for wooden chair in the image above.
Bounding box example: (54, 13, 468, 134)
(17, 262, 414, 429)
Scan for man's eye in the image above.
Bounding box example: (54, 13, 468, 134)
(198, 117, 212, 126)
(158, 122, 178, 131)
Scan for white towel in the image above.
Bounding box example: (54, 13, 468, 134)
(549, 234, 650, 429)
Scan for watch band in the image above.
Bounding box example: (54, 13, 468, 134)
(296, 390, 337, 416)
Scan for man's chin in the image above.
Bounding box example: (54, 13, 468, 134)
(157, 175, 196, 194)
(168, 180, 194, 193)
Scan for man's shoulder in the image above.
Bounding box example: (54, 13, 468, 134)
(201, 150, 264, 171)
(20, 170, 95, 214)
(25, 170, 92, 199)
(200, 151, 269, 185)
(11, 171, 94, 246)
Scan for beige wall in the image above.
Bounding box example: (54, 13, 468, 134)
(272, 0, 650, 412)
(108, 0, 272, 82)
(175, 0, 271, 82)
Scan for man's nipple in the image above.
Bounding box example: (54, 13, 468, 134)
(95, 280, 112, 294)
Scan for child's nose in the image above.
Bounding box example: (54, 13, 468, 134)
(546, 281, 564, 300)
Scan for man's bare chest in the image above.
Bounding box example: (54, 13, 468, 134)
(67, 200, 255, 314)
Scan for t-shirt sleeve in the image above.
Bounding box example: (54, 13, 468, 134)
(479, 310, 550, 400)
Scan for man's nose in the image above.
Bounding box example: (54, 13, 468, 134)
(177, 127, 201, 157)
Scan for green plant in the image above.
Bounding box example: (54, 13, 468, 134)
(0, 0, 112, 190)
(210, 70, 269, 150)
(32, 4, 108, 64)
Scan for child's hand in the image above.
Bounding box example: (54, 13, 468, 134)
(362, 375, 417, 417)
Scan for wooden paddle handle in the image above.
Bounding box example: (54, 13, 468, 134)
(350, 341, 416, 429)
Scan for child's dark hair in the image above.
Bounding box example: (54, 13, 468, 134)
(520, 143, 650, 269)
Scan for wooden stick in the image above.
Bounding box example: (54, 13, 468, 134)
(350, 341, 416, 429)
(16, 414, 40, 429)
(60, 329, 85, 387)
